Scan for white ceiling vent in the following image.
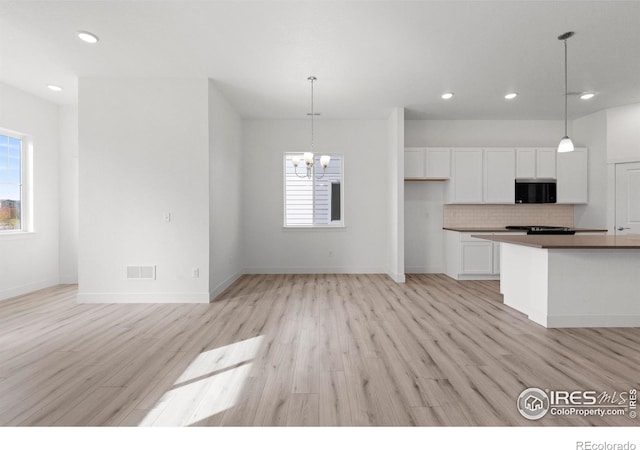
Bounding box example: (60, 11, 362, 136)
(126, 265, 156, 280)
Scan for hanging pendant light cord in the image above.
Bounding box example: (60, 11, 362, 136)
(564, 38, 568, 137)
(310, 76, 315, 153)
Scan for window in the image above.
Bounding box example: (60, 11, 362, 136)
(0, 132, 24, 231)
(284, 153, 343, 227)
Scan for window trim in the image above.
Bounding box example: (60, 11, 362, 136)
(0, 128, 33, 235)
(283, 152, 345, 229)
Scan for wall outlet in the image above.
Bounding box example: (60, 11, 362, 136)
(163, 212, 171, 222)
(192, 267, 199, 278)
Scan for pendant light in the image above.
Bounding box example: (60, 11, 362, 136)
(557, 31, 575, 153)
(291, 76, 331, 178)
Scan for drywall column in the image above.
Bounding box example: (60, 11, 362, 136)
(208, 80, 243, 299)
(572, 110, 608, 230)
(78, 78, 210, 303)
(387, 108, 405, 282)
(59, 105, 79, 284)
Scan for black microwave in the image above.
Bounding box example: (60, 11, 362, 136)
(515, 179, 557, 204)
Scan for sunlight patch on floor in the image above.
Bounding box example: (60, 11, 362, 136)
(139, 335, 264, 426)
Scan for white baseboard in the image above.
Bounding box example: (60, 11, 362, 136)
(77, 291, 211, 304)
(387, 272, 406, 283)
(405, 266, 444, 274)
(544, 314, 640, 328)
(0, 279, 59, 302)
(59, 276, 78, 284)
(242, 266, 386, 275)
(209, 272, 242, 301)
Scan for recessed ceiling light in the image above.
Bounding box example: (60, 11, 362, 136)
(579, 92, 596, 100)
(504, 92, 518, 100)
(77, 31, 99, 44)
(47, 84, 63, 92)
(441, 92, 454, 100)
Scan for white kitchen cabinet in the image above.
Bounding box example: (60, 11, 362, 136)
(493, 241, 501, 275)
(404, 147, 450, 179)
(536, 148, 557, 179)
(404, 148, 426, 179)
(447, 148, 483, 203)
(425, 148, 451, 178)
(516, 148, 556, 179)
(445, 230, 526, 280)
(461, 241, 494, 274)
(515, 148, 536, 178)
(484, 148, 515, 203)
(557, 147, 588, 204)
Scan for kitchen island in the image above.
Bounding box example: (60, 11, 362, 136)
(472, 234, 640, 328)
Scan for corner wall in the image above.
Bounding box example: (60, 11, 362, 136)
(59, 105, 79, 284)
(208, 81, 243, 298)
(0, 83, 60, 300)
(78, 78, 210, 303)
(387, 108, 405, 282)
(572, 110, 608, 229)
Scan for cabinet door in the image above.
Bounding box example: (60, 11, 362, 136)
(536, 148, 557, 179)
(492, 242, 500, 274)
(557, 147, 588, 204)
(404, 148, 426, 179)
(516, 148, 536, 179)
(484, 148, 515, 203)
(425, 148, 451, 179)
(450, 149, 483, 203)
(460, 241, 494, 274)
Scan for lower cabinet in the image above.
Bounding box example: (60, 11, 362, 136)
(444, 231, 524, 280)
(460, 240, 494, 274)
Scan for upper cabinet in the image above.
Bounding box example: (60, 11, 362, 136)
(448, 148, 483, 203)
(484, 148, 516, 203)
(404, 147, 450, 180)
(404, 148, 426, 179)
(447, 148, 515, 204)
(537, 148, 557, 179)
(516, 148, 556, 179)
(557, 147, 588, 204)
(407, 146, 588, 205)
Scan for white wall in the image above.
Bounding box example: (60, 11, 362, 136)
(405, 182, 445, 273)
(387, 108, 405, 282)
(59, 105, 78, 284)
(607, 103, 640, 162)
(572, 110, 608, 229)
(78, 78, 211, 302)
(405, 120, 564, 147)
(208, 80, 243, 298)
(242, 119, 389, 273)
(0, 83, 60, 300)
(404, 119, 564, 273)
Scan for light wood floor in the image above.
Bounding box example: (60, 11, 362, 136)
(0, 274, 638, 426)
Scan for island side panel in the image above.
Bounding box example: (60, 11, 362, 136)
(546, 249, 640, 327)
(500, 243, 550, 327)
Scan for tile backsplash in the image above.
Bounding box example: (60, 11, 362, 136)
(443, 204, 574, 228)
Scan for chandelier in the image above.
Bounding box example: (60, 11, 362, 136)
(291, 76, 330, 178)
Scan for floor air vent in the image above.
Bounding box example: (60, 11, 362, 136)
(126, 265, 156, 280)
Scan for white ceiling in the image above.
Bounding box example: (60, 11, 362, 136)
(1, 0, 639, 120)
